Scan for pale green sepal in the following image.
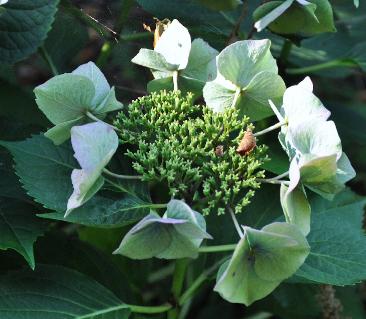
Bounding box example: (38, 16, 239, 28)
(217, 39, 278, 87)
(114, 199, 212, 260)
(154, 19, 191, 69)
(131, 48, 179, 72)
(94, 87, 123, 114)
(44, 117, 84, 145)
(72, 61, 110, 107)
(66, 122, 119, 215)
(280, 184, 311, 236)
(214, 222, 309, 305)
(34, 74, 95, 124)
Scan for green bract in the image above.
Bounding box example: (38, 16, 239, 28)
(114, 199, 212, 259)
(215, 222, 309, 305)
(278, 77, 331, 157)
(34, 62, 123, 145)
(132, 19, 218, 96)
(203, 39, 286, 121)
(66, 122, 119, 216)
(280, 184, 311, 236)
(253, 0, 336, 36)
(286, 119, 355, 200)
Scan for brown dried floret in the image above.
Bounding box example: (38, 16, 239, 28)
(236, 129, 256, 156)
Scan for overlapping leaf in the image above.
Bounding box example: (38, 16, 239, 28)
(114, 199, 212, 259)
(203, 39, 286, 121)
(66, 122, 119, 215)
(35, 62, 123, 144)
(132, 19, 218, 96)
(215, 222, 309, 305)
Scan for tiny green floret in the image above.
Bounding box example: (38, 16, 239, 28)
(115, 91, 267, 215)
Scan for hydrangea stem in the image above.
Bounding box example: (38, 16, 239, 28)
(253, 121, 287, 137)
(127, 303, 173, 314)
(228, 206, 244, 238)
(102, 168, 143, 180)
(257, 178, 290, 185)
(168, 259, 189, 319)
(85, 111, 121, 131)
(198, 244, 237, 253)
(173, 71, 179, 91)
(231, 87, 241, 109)
(178, 257, 228, 306)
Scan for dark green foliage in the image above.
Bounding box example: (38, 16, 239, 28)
(115, 91, 267, 215)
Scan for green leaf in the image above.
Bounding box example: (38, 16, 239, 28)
(34, 62, 123, 145)
(295, 189, 366, 285)
(0, 134, 77, 212)
(66, 122, 119, 215)
(0, 264, 131, 318)
(197, 0, 242, 11)
(0, 149, 28, 202)
(40, 195, 151, 228)
(0, 0, 59, 64)
(253, 0, 336, 36)
(0, 199, 46, 269)
(217, 40, 278, 88)
(132, 49, 178, 72)
(280, 184, 311, 236)
(214, 222, 309, 305)
(114, 200, 211, 259)
(204, 40, 285, 121)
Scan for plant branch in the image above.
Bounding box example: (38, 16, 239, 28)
(268, 99, 285, 122)
(253, 121, 287, 137)
(39, 46, 59, 76)
(265, 171, 289, 181)
(228, 206, 244, 238)
(127, 303, 173, 314)
(257, 178, 290, 185)
(85, 111, 121, 131)
(231, 87, 242, 109)
(280, 39, 292, 64)
(179, 257, 227, 306)
(227, 2, 249, 43)
(199, 244, 237, 253)
(168, 259, 189, 319)
(173, 71, 179, 91)
(286, 59, 358, 75)
(102, 168, 143, 180)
